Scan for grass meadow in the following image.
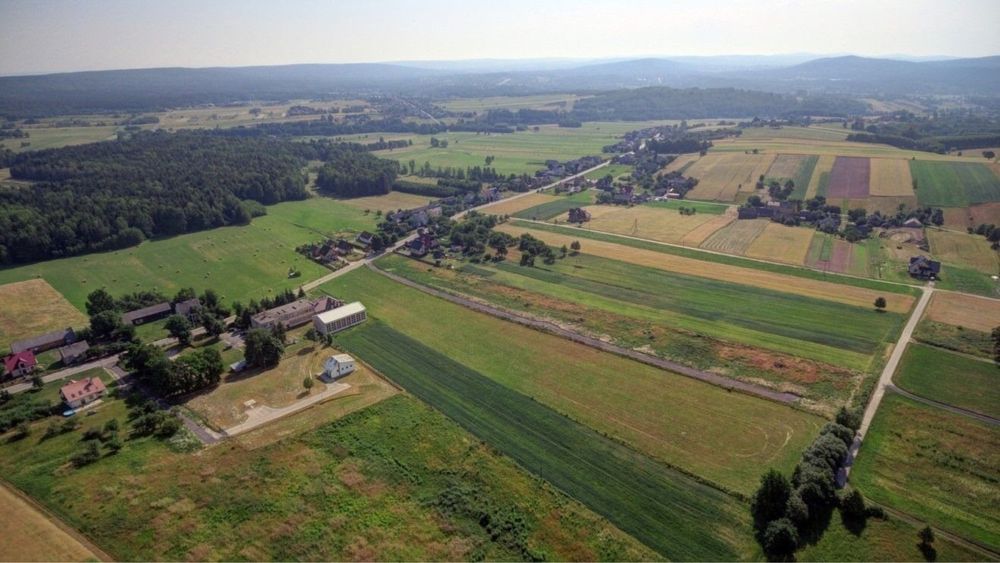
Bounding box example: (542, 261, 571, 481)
(512, 190, 595, 220)
(926, 228, 999, 274)
(894, 343, 999, 419)
(911, 161, 1000, 207)
(0, 279, 89, 351)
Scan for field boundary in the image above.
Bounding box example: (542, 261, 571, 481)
(886, 384, 1000, 427)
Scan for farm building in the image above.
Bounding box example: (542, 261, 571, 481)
(121, 302, 172, 325)
(356, 231, 375, 247)
(174, 298, 202, 319)
(3, 350, 38, 378)
(59, 377, 107, 409)
(313, 302, 367, 336)
(568, 208, 592, 223)
(11, 327, 77, 354)
(908, 255, 941, 279)
(738, 200, 799, 221)
(323, 354, 356, 379)
(407, 230, 437, 257)
(252, 297, 344, 331)
(57, 341, 90, 365)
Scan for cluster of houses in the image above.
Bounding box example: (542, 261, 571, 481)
(406, 229, 440, 257)
(908, 256, 942, 280)
(3, 328, 80, 379)
(737, 200, 801, 221)
(120, 297, 202, 326)
(250, 296, 368, 337)
(535, 156, 603, 182)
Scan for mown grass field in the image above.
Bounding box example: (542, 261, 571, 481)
(321, 267, 823, 496)
(339, 321, 754, 560)
(336, 191, 432, 213)
(911, 160, 1000, 207)
(512, 190, 595, 220)
(684, 152, 776, 201)
(738, 125, 849, 142)
(700, 218, 769, 255)
(644, 199, 729, 214)
(439, 94, 590, 114)
(0, 390, 653, 561)
(0, 198, 374, 311)
(894, 343, 999, 419)
(926, 228, 999, 274)
(0, 279, 89, 351)
(851, 394, 1000, 549)
(585, 163, 632, 180)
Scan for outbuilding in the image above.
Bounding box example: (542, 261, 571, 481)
(323, 354, 356, 379)
(313, 302, 367, 336)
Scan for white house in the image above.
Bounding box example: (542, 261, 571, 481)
(323, 354, 356, 379)
(313, 302, 367, 336)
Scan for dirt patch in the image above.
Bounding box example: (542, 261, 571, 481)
(828, 156, 871, 198)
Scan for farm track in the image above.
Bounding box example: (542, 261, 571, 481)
(370, 261, 800, 405)
(886, 384, 1000, 427)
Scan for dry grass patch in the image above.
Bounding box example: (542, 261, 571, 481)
(699, 218, 769, 255)
(685, 152, 776, 201)
(337, 192, 432, 213)
(927, 229, 999, 274)
(584, 205, 720, 244)
(679, 210, 736, 246)
(745, 222, 815, 264)
(482, 192, 560, 216)
(0, 483, 103, 562)
(766, 154, 810, 179)
(869, 158, 915, 196)
(805, 155, 835, 198)
(0, 279, 88, 351)
(497, 223, 914, 312)
(925, 291, 1000, 332)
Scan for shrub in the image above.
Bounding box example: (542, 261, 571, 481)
(763, 518, 799, 558)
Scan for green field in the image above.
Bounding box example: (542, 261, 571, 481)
(894, 343, 999, 418)
(914, 321, 995, 359)
(585, 163, 632, 180)
(439, 94, 590, 114)
(0, 198, 374, 311)
(851, 394, 1000, 548)
(512, 190, 595, 220)
(643, 199, 729, 214)
(788, 155, 820, 199)
(911, 161, 1000, 207)
(339, 322, 752, 560)
(319, 267, 822, 496)
(0, 125, 120, 152)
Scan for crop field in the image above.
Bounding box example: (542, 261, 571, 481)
(804, 155, 835, 198)
(911, 160, 1000, 207)
(925, 291, 1000, 332)
(336, 191, 433, 213)
(805, 233, 858, 274)
(699, 217, 768, 254)
(0, 198, 374, 311)
(863, 195, 919, 215)
(321, 267, 823, 496)
(439, 94, 590, 114)
(684, 152, 776, 201)
(765, 154, 819, 199)
(827, 156, 871, 198)
(1, 125, 119, 152)
(851, 394, 1000, 548)
(512, 190, 595, 220)
(0, 279, 89, 351)
(499, 221, 918, 311)
(644, 199, 729, 214)
(927, 228, 999, 274)
(895, 343, 999, 419)
(660, 152, 701, 174)
(738, 125, 849, 142)
(745, 222, 815, 264)
(481, 192, 560, 216)
(679, 212, 737, 246)
(0, 483, 103, 562)
(869, 158, 915, 196)
(710, 135, 973, 161)
(582, 205, 724, 244)
(340, 322, 754, 560)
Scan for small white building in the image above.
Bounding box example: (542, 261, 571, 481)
(313, 302, 367, 336)
(323, 354, 356, 379)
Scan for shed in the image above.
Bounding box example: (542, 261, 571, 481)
(323, 354, 356, 379)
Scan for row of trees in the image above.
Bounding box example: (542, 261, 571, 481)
(124, 342, 224, 397)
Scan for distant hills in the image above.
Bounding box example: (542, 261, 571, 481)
(0, 54, 997, 117)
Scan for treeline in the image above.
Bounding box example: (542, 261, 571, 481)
(219, 117, 516, 138)
(847, 132, 1000, 153)
(315, 147, 399, 197)
(845, 111, 1000, 153)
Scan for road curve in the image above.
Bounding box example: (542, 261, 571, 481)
(887, 384, 1000, 426)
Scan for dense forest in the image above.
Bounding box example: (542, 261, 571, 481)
(844, 111, 1000, 153)
(0, 131, 390, 264)
(315, 148, 399, 197)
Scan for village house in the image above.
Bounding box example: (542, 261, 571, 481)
(313, 302, 367, 336)
(252, 297, 344, 331)
(908, 255, 941, 279)
(902, 217, 924, 229)
(174, 298, 202, 320)
(356, 231, 375, 247)
(323, 353, 356, 379)
(3, 350, 37, 378)
(121, 302, 172, 325)
(60, 376, 107, 409)
(11, 327, 76, 354)
(58, 341, 90, 366)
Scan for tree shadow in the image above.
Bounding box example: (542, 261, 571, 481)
(840, 510, 868, 536)
(796, 504, 835, 547)
(918, 543, 937, 562)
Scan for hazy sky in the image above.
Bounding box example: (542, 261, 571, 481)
(2, 0, 998, 75)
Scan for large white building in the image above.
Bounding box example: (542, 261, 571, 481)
(323, 354, 356, 379)
(313, 301, 367, 336)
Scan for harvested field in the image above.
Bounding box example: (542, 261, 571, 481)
(0, 279, 89, 351)
(684, 152, 776, 201)
(584, 205, 721, 244)
(497, 223, 915, 313)
(0, 483, 102, 562)
(482, 192, 560, 216)
(925, 291, 1000, 332)
(337, 192, 432, 213)
(911, 160, 1000, 207)
(805, 155, 835, 198)
(699, 218, 768, 254)
(745, 222, 815, 264)
(660, 152, 700, 174)
(869, 158, 915, 196)
(828, 156, 871, 198)
(864, 196, 919, 215)
(679, 211, 736, 246)
(927, 229, 999, 274)
(970, 201, 1000, 226)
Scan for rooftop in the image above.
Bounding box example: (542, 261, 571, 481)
(60, 377, 107, 401)
(315, 302, 366, 324)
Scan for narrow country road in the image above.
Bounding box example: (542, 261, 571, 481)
(3, 355, 122, 394)
(370, 261, 800, 405)
(887, 384, 1000, 426)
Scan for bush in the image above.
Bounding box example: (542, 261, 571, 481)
(71, 441, 101, 467)
(763, 518, 799, 558)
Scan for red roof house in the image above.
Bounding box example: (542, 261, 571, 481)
(3, 350, 38, 378)
(59, 377, 107, 409)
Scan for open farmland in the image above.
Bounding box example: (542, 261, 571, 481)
(709, 135, 977, 161)
(0, 483, 104, 562)
(943, 203, 1000, 230)
(745, 222, 815, 264)
(0, 198, 374, 311)
(439, 94, 589, 114)
(765, 154, 818, 199)
(911, 160, 1000, 207)
(684, 152, 776, 201)
(481, 192, 560, 216)
(582, 205, 724, 244)
(805, 233, 860, 275)
(827, 156, 871, 198)
(738, 125, 850, 142)
(336, 191, 432, 213)
(0, 279, 89, 351)
(339, 322, 754, 560)
(851, 394, 1000, 549)
(804, 155, 835, 198)
(513, 190, 595, 220)
(660, 152, 701, 174)
(1, 125, 119, 152)
(925, 291, 1000, 332)
(927, 228, 999, 274)
(869, 158, 915, 196)
(320, 267, 823, 496)
(699, 218, 769, 254)
(895, 343, 999, 419)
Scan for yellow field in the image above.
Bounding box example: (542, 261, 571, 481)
(925, 292, 1000, 332)
(699, 218, 769, 255)
(482, 193, 560, 216)
(0, 279, 89, 351)
(926, 229, 1000, 274)
(806, 155, 836, 198)
(660, 153, 701, 174)
(583, 205, 722, 244)
(497, 223, 914, 313)
(766, 154, 810, 179)
(709, 136, 975, 162)
(0, 483, 103, 562)
(869, 158, 915, 196)
(685, 152, 776, 201)
(337, 192, 432, 213)
(679, 210, 737, 246)
(745, 222, 816, 265)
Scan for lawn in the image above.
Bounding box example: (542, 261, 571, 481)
(926, 228, 999, 274)
(512, 190, 595, 220)
(0, 198, 374, 312)
(684, 152, 777, 201)
(851, 394, 1000, 549)
(320, 267, 823, 497)
(911, 160, 1000, 207)
(894, 343, 999, 419)
(745, 222, 816, 265)
(338, 321, 754, 560)
(0, 279, 89, 351)
(0, 391, 653, 561)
